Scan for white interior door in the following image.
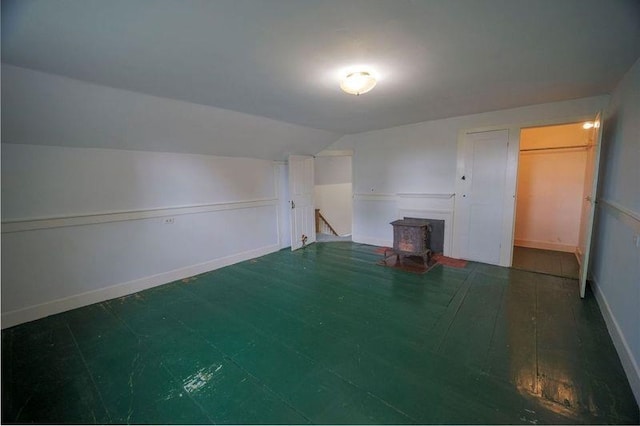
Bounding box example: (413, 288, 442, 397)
(289, 155, 315, 250)
(577, 112, 603, 298)
(455, 129, 510, 264)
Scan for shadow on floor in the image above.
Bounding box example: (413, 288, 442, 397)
(512, 246, 579, 279)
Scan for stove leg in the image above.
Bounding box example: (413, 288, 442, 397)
(423, 250, 432, 266)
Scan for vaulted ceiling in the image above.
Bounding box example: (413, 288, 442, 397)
(2, 0, 640, 136)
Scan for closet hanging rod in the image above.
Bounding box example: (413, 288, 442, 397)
(520, 145, 589, 152)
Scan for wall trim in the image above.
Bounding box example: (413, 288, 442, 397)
(591, 274, 640, 406)
(399, 208, 453, 215)
(514, 239, 577, 253)
(353, 193, 396, 201)
(599, 199, 640, 231)
(396, 193, 455, 199)
(1, 198, 278, 233)
(354, 193, 455, 201)
(1, 243, 280, 329)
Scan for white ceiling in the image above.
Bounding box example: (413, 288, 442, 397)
(2, 0, 640, 135)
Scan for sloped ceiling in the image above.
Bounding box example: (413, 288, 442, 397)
(2, 0, 640, 141)
(2, 64, 340, 160)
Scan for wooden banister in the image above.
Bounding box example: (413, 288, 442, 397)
(315, 208, 339, 236)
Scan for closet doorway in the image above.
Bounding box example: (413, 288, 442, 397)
(512, 122, 591, 279)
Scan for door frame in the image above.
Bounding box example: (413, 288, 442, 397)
(314, 149, 354, 237)
(577, 112, 603, 298)
(288, 155, 316, 251)
(453, 126, 519, 267)
(453, 113, 604, 268)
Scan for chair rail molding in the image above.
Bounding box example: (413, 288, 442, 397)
(2, 198, 278, 233)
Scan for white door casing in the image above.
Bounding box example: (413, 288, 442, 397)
(289, 155, 315, 251)
(577, 112, 603, 298)
(454, 129, 510, 265)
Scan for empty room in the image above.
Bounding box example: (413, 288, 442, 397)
(2, 0, 639, 424)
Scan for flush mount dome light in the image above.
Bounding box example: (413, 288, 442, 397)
(340, 71, 377, 95)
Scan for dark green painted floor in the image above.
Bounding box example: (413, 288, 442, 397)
(2, 242, 638, 424)
(512, 246, 579, 279)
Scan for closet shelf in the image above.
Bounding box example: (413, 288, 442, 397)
(520, 145, 588, 152)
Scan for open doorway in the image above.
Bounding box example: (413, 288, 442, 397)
(314, 151, 352, 242)
(513, 122, 591, 278)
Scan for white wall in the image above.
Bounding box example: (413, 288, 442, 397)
(2, 144, 276, 219)
(515, 150, 587, 252)
(0, 65, 340, 327)
(328, 95, 609, 264)
(515, 124, 589, 252)
(315, 155, 352, 185)
(590, 57, 640, 404)
(314, 155, 352, 236)
(1, 144, 281, 327)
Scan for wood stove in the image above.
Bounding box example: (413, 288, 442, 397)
(385, 218, 432, 265)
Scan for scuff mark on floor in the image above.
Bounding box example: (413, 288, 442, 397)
(163, 388, 184, 401)
(116, 293, 145, 304)
(126, 352, 142, 424)
(183, 364, 223, 394)
(520, 408, 540, 425)
(14, 384, 38, 422)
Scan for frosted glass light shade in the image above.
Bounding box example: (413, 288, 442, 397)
(340, 71, 377, 95)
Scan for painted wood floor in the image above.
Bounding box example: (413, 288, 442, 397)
(512, 246, 579, 279)
(2, 242, 638, 424)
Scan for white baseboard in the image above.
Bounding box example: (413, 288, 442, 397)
(1, 244, 280, 329)
(591, 275, 640, 406)
(514, 239, 576, 253)
(352, 235, 392, 248)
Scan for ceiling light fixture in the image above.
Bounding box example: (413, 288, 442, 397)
(340, 71, 377, 95)
(582, 121, 594, 129)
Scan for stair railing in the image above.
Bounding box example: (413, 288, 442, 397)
(315, 209, 339, 236)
